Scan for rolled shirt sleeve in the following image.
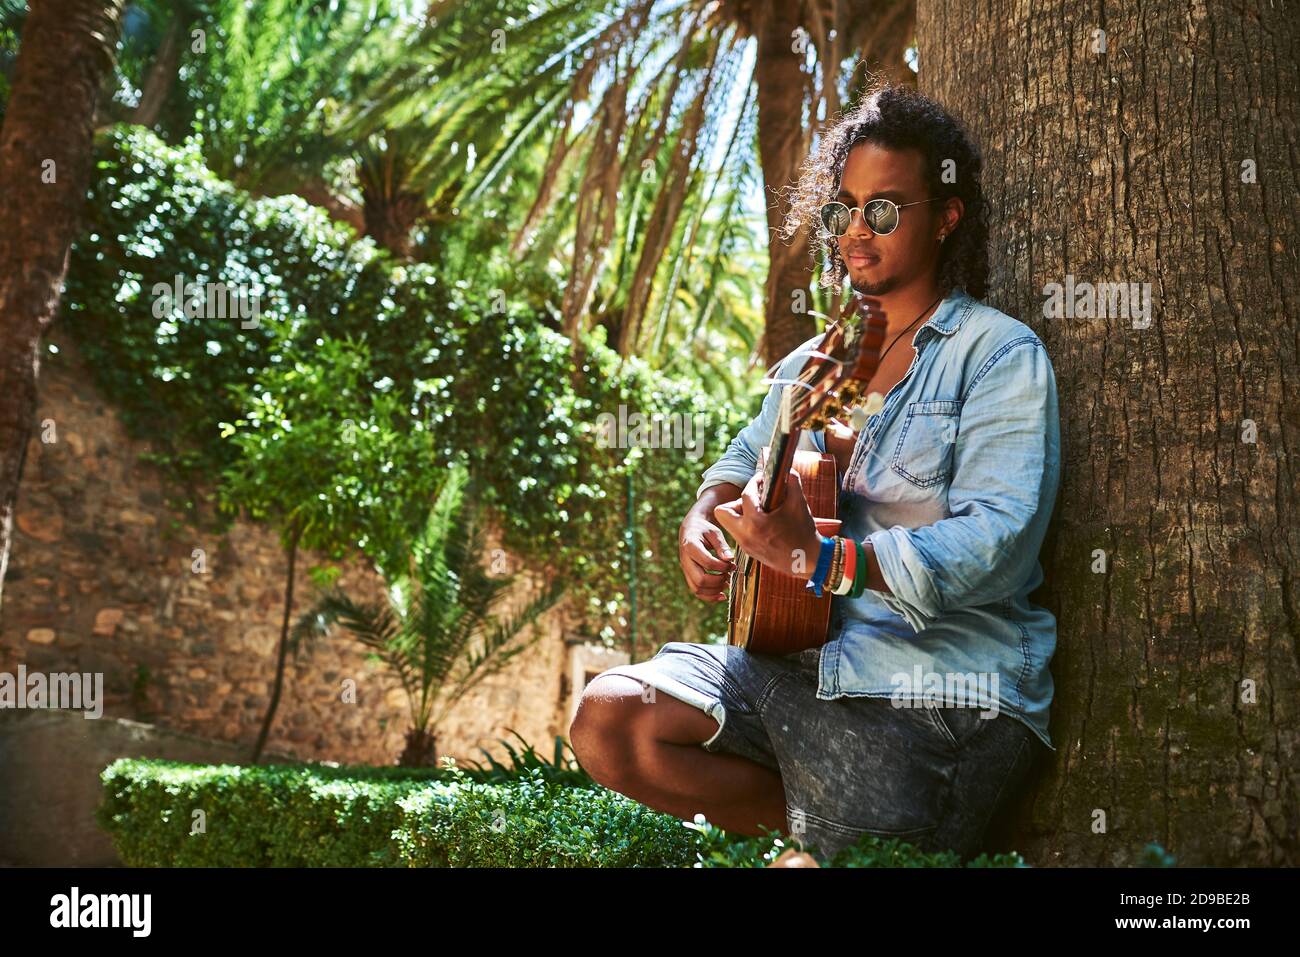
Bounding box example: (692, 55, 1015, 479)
(695, 334, 825, 501)
(867, 337, 1061, 632)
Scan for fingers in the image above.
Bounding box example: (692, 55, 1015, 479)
(681, 553, 732, 602)
(827, 416, 856, 439)
(685, 537, 733, 573)
(689, 573, 731, 603)
(712, 499, 741, 537)
(785, 468, 807, 504)
(703, 526, 734, 562)
(679, 520, 736, 603)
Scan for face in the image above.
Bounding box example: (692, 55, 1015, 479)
(831, 141, 961, 296)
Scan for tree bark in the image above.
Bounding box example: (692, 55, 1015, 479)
(131, 2, 193, 129)
(357, 130, 430, 260)
(847, 0, 915, 89)
(398, 728, 438, 768)
(359, 187, 426, 260)
(753, 0, 818, 367)
(0, 0, 126, 612)
(918, 0, 1298, 865)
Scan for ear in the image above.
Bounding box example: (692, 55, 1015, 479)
(943, 197, 965, 237)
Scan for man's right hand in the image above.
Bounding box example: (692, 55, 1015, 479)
(678, 511, 737, 603)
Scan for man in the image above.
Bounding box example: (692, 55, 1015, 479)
(570, 84, 1061, 862)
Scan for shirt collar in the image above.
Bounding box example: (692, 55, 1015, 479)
(912, 286, 975, 345)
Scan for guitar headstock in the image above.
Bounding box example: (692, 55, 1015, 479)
(775, 293, 890, 435)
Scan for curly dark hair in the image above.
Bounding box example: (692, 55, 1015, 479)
(779, 82, 990, 300)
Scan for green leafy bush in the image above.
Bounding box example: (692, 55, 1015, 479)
(458, 730, 597, 788)
(62, 125, 752, 651)
(97, 758, 444, 867)
(98, 758, 1029, 868)
(394, 767, 701, 867)
(684, 816, 1027, 868)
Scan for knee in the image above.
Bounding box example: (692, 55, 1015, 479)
(569, 673, 648, 789)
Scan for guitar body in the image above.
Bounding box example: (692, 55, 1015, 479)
(721, 293, 888, 658)
(727, 448, 842, 656)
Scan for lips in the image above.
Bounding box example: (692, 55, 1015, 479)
(845, 251, 878, 266)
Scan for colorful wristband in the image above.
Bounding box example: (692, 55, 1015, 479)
(806, 534, 836, 597)
(833, 536, 858, 595)
(849, 539, 869, 597)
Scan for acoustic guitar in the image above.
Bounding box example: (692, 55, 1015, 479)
(726, 294, 889, 655)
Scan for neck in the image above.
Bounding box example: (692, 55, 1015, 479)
(857, 275, 951, 337)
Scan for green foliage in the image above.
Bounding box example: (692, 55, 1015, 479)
(98, 757, 1032, 868)
(63, 125, 752, 653)
(63, 125, 429, 517)
(458, 729, 595, 788)
(157, 0, 401, 194)
(218, 333, 442, 568)
(97, 757, 445, 867)
(394, 766, 700, 867)
(0, 6, 18, 125)
(340, 0, 772, 365)
(292, 462, 567, 761)
(684, 816, 1029, 869)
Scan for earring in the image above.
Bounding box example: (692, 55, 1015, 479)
(938, 233, 947, 244)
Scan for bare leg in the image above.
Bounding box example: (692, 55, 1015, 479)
(570, 674, 789, 838)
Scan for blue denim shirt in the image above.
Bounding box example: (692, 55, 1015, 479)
(697, 286, 1061, 752)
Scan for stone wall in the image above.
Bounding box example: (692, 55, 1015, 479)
(0, 333, 584, 769)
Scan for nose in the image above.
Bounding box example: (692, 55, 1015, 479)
(841, 208, 874, 245)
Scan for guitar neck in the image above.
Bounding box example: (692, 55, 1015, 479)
(759, 423, 799, 513)
(754, 301, 877, 514)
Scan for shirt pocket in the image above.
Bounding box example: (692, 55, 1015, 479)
(890, 399, 962, 488)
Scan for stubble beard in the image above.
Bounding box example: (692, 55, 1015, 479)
(848, 267, 898, 297)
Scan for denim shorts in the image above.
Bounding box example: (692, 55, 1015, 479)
(601, 640, 1040, 861)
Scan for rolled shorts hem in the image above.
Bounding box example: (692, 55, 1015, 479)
(600, 663, 729, 749)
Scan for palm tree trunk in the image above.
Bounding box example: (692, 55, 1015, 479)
(919, 0, 1299, 865)
(357, 130, 429, 259)
(753, 0, 818, 367)
(398, 728, 438, 767)
(0, 0, 125, 611)
(360, 189, 426, 259)
(250, 519, 303, 764)
(847, 0, 916, 89)
(132, 2, 194, 129)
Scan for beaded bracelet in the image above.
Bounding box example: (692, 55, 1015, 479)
(827, 537, 844, 590)
(824, 537, 843, 593)
(823, 537, 870, 596)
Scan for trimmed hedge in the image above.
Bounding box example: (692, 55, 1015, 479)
(98, 758, 1030, 868)
(392, 771, 700, 867)
(97, 759, 445, 867)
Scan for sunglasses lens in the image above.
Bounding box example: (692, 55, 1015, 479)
(864, 200, 899, 235)
(821, 202, 852, 236)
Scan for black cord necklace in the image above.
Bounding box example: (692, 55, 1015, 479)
(844, 291, 947, 428)
(873, 290, 946, 370)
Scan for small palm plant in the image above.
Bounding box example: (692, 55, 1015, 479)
(293, 462, 566, 766)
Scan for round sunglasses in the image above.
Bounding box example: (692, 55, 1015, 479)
(820, 197, 943, 237)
